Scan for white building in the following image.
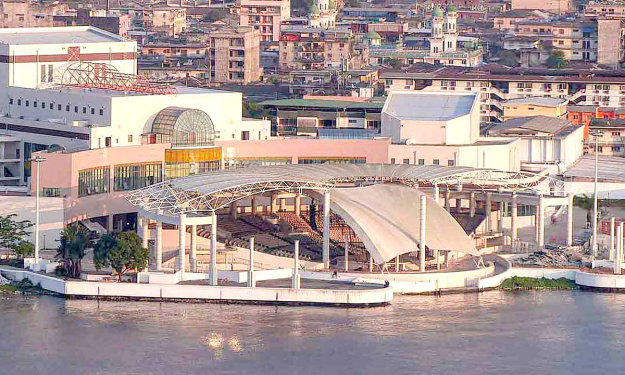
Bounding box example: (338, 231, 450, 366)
(0, 26, 271, 187)
(382, 91, 521, 171)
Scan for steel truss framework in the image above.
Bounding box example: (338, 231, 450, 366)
(56, 62, 177, 95)
(127, 164, 565, 215)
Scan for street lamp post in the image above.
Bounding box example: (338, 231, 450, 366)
(33, 155, 46, 265)
(590, 130, 603, 257)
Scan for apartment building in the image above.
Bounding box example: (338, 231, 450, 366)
(584, 2, 625, 19)
(209, 26, 261, 85)
(238, 0, 291, 43)
(587, 118, 625, 156)
(116, 5, 187, 37)
(516, 20, 598, 62)
(0, 0, 70, 28)
(54, 9, 131, 38)
(492, 9, 552, 32)
(380, 65, 625, 123)
(597, 18, 625, 68)
(510, 0, 569, 14)
(502, 97, 567, 121)
(279, 26, 357, 71)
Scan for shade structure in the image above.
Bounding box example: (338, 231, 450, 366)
(328, 184, 478, 264)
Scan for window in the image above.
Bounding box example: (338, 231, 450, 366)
(113, 163, 163, 191)
(42, 188, 61, 197)
(74, 106, 78, 113)
(49, 103, 53, 110)
(48, 64, 53, 82)
(528, 107, 535, 110)
(403, 158, 410, 164)
(128, 135, 133, 143)
(78, 167, 110, 197)
(390, 158, 396, 164)
(90, 108, 95, 115)
(66, 105, 70, 112)
(33, 101, 37, 108)
(241, 131, 250, 140)
(448, 160, 455, 166)
(17, 99, 21, 106)
(105, 137, 112, 147)
(40, 65, 46, 83)
(99, 109, 104, 116)
(82, 107, 86, 114)
(25, 100, 29, 107)
(433, 159, 440, 165)
(58, 104, 62, 111)
(418, 159, 425, 165)
(9, 98, 13, 105)
(41, 102, 45, 109)
(614, 146, 622, 153)
(612, 131, 621, 136)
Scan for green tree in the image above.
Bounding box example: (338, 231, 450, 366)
(13, 240, 34, 259)
(499, 50, 520, 67)
(546, 49, 568, 69)
(0, 214, 33, 253)
(201, 9, 229, 23)
(94, 232, 148, 282)
(56, 224, 92, 278)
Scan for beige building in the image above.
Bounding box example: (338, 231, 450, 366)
(585, 2, 625, 19)
(0, 0, 68, 28)
(587, 118, 625, 156)
(149, 7, 187, 37)
(510, 0, 569, 14)
(597, 18, 625, 68)
(209, 26, 261, 85)
(238, 0, 291, 43)
(279, 26, 357, 71)
(502, 97, 568, 121)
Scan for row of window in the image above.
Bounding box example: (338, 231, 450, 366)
(390, 158, 455, 166)
(9, 98, 105, 116)
(78, 163, 163, 197)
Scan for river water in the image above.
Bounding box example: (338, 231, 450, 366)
(1, 291, 624, 375)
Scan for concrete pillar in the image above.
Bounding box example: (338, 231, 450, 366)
(511, 193, 518, 241)
(498, 201, 504, 232)
(107, 214, 114, 233)
(322, 190, 331, 269)
(485, 192, 492, 232)
(455, 198, 462, 213)
(190, 224, 197, 272)
(229, 202, 237, 220)
(248, 237, 256, 287)
(433, 184, 440, 204)
(420, 195, 427, 272)
(292, 240, 301, 289)
(295, 193, 302, 216)
(444, 188, 451, 212)
(270, 193, 278, 214)
(141, 216, 149, 270)
(155, 210, 163, 270)
(469, 191, 476, 217)
(435, 250, 440, 270)
(280, 197, 287, 212)
(615, 224, 622, 275)
(610, 217, 616, 261)
(178, 213, 186, 274)
(344, 234, 349, 271)
(538, 195, 545, 248)
(567, 193, 574, 247)
(368, 252, 373, 272)
(251, 196, 257, 216)
(395, 256, 400, 273)
(210, 211, 218, 286)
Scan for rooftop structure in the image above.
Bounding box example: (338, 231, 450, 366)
(383, 92, 475, 121)
(0, 26, 125, 45)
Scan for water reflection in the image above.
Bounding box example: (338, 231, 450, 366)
(2, 291, 625, 375)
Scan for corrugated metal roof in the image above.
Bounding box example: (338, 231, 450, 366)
(564, 155, 625, 181)
(383, 92, 475, 121)
(504, 97, 567, 107)
(0, 26, 125, 45)
(260, 99, 384, 110)
(490, 116, 570, 134)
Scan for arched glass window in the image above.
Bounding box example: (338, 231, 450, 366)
(151, 107, 216, 148)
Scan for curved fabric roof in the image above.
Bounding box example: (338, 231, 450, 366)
(328, 184, 478, 264)
(127, 163, 562, 215)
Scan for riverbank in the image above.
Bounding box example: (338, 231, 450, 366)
(0, 277, 57, 296)
(500, 276, 577, 291)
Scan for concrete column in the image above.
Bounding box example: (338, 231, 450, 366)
(270, 193, 278, 214)
(141, 216, 149, 270)
(251, 196, 257, 216)
(420, 195, 427, 272)
(534, 206, 540, 244)
(107, 214, 114, 233)
(292, 240, 301, 289)
(433, 184, 440, 204)
(511, 193, 518, 241)
(610, 217, 616, 261)
(498, 201, 505, 232)
(395, 256, 400, 273)
(469, 191, 476, 217)
(190, 224, 197, 272)
(248, 237, 256, 287)
(155, 211, 163, 270)
(280, 198, 287, 212)
(210, 211, 218, 286)
(344, 234, 349, 271)
(538, 195, 545, 248)
(567, 193, 574, 247)
(435, 250, 440, 270)
(368, 252, 373, 272)
(485, 192, 492, 232)
(444, 188, 451, 212)
(322, 190, 331, 269)
(229, 202, 238, 220)
(295, 193, 302, 216)
(178, 213, 186, 274)
(455, 198, 462, 213)
(615, 224, 623, 275)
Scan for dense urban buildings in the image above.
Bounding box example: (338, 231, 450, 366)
(209, 26, 261, 84)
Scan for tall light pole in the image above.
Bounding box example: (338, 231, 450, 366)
(33, 155, 46, 265)
(590, 130, 603, 257)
